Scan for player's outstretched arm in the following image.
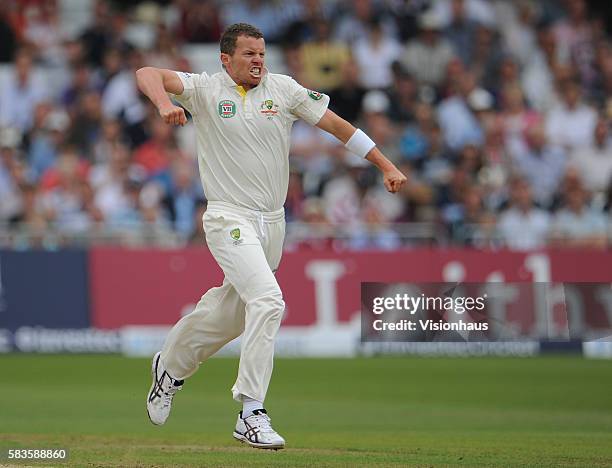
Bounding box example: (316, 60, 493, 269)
(135, 67, 187, 126)
(316, 109, 407, 193)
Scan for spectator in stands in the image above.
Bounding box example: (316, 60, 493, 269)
(399, 101, 435, 165)
(0, 48, 47, 132)
(321, 162, 363, 227)
(479, 118, 511, 210)
(437, 71, 485, 151)
(360, 90, 402, 164)
(400, 12, 454, 89)
(101, 49, 146, 127)
(456, 143, 484, 178)
(67, 90, 103, 157)
(468, 24, 504, 89)
(38, 146, 92, 235)
(27, 105, 70, 181)
(281, 44, 307, 87)
(445, 185, 492, 247)
(499, 0, 539, 67)
(507, 122, 566, 209)
(333, 0, 398, 46)
(545, 78, 597, 151)
(352, 15, 402, 90)
(347, 201, 401, 250)
(0, 3, 17, 63)
(8, 182, 50, 249)
(175, 0, 222, 43)
(90, 143, 134, 221)
(419, 122, 453, 192)
(221, 0, 284, 43)
(552, 0, 596, 87)
(61, 62, 96, 112)
(327, 60, 366, 124)
(80, 0, 131, 67)
(161, 158, 204, 238)
(22, 2, 64, 67)
(92, 119, 125, 164)
(590, 39, 612, 104)
(133, 117, 178, 178)
(489, 55, 522, 101)
(386, 65, 418, 124)
(550, 183, 607, 248)
(301, 19, 350, 92)
(567, 117, 612, 196)
(437, 165, 472, 221)
(444, 0, 478, 66)
(0, 127, 23, 223)
(522, 24, 561, 112)
(284, 169, 305, 222)
(497, 177, 551, 250)
(498, 83, 541, 145)
(281, 0, 334, 45)
(291, 196, 335, 251)
(145, 23, 191, 72)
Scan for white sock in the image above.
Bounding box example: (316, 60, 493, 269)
(242, 397, 264, 418)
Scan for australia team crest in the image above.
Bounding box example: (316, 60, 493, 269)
(260, 99, 279, 119)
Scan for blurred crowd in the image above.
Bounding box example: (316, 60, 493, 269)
(1, 0, 612, 250)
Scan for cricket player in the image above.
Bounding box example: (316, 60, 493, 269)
(137, 23, 406, 449)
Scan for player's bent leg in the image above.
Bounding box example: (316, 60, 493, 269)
(161, 280, 245, 379)
(147, 281, 246, 425)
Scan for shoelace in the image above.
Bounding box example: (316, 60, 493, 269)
(160, 382, 182, 408)
(247, 413, 275, 433)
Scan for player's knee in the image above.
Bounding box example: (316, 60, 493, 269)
(249, 290, 285, 320)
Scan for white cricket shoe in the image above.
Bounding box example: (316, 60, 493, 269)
(146, 352, 184, 425)
(233, 409, 286, 449)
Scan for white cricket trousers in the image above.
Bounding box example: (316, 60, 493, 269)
(160, 201, 286, 403)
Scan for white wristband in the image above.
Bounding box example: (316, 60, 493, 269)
(345, 129, 376, 158)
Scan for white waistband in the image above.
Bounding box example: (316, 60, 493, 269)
(207, 201, 285, 223)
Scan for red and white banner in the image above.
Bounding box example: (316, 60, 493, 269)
(88, 248, 612, 356)
(90, 247, 612, 329)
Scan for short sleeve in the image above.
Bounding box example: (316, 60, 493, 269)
(287, 78, 330, 126)
(171, 71, 209, 116)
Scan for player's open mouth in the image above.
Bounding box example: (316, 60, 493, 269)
(250, 67, 261, 78)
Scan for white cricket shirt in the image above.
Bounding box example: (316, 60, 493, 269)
(172, 69, 329, 211)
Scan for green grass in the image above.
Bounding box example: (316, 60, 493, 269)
(0, 355, 611, 467)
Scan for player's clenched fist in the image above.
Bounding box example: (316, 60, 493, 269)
(383, 168, 407, 193)
(159, 104, 187, 126)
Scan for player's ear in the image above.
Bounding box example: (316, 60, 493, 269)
(220, 53, 230, 69)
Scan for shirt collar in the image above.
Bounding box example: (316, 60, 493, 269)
(222, 67, 269, 89)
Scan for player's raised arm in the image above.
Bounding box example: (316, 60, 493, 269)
(135, 67, 187, 126)
(316, 109, 407, 193)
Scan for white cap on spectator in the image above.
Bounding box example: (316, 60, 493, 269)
(362, 90, 390, 114)
(135, 2, 161, 24)
(44, 110, 70, 132)
(0, 127, 22, 149)
(418, 11, 443, 30)
(467, 88, 493, 112)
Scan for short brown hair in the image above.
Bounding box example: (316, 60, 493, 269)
(220, 23, 264, 55)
